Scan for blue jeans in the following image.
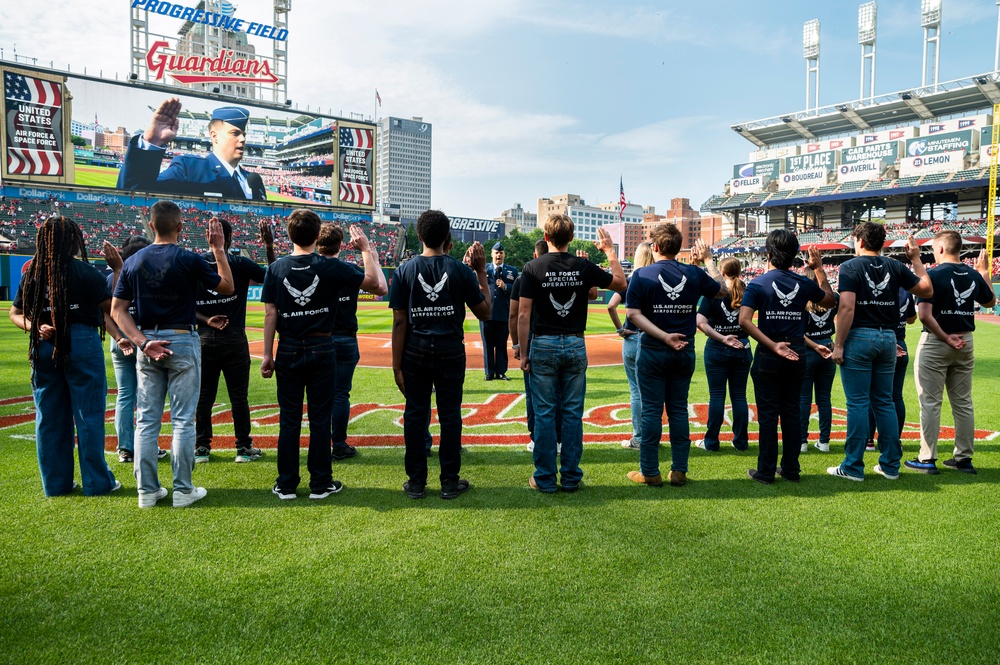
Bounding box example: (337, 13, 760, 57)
(800, 338, 837, 446)
(529, 335, 587, 491)
(838, 328, 899, 478)
(524, 359, 563, 442)
(110, 339, 137, 452)
(32, 324, 116, 496)
(622, 332, 643, 440)
(750, 345, 806, 481)
(331, 335, 360, 453)
(637, 342, 696, 477)
(868, 339, 908, 441)
(702, 338, 751, 450)
(135, 330, 200, 495)
(275, 337, 336, 492)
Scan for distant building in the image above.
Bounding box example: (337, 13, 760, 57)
(536, 193, 645, 242)
(376, 116, 432, 223)
(495, 203, 537, 235)
(664, 198, 702, 250)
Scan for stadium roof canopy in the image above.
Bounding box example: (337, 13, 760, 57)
(732, 72, 1000, 148)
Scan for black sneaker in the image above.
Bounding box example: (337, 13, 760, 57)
(403, 481, 426, 499)
(118, 449, 133, 464)
(156, 448, 168, 459)
(484, 375, 494, 381)
(272, 484, 296, 501)
(235, 446, 263, 463)
(194, 446, 211, 464)
(560, 480, 583, 493)
(441, 478, 470, 499)
(776, 467, 800, 483)
(497, 374, 511, 381)
(309, 482, 344, 499)
(747, 468, 774, 485)
(865, 439, 877, 452)
(332, 445, 358, 461)
(943, 458, 977, 474)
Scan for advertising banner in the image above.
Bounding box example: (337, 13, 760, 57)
(0, 69, 376, 211)
(920, 114, 991, 137)
(980, 126, 999, 165)
(785, 150, 837, 173)
(858, 127, 916, 144)
(905, 130, 977, 158)
(732, 159, 780, 183)
(898, 151, 965, 178)
(837, 160, 883, 183)
(748, 145, 799, 162)
(3, 71, 64, 176)
(729, 176, 764, 194)
(780, 169, 828, 190)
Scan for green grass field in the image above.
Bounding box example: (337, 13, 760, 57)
(2, 302, 1000, 663)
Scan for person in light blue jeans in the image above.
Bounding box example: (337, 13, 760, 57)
(607, 241, 653, 449)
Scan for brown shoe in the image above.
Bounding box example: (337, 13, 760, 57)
(668, 470, 687, 487)
(529, 476, 539, 490)
(627, 471, 663, 487)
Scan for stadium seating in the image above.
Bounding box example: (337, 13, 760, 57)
(812, 185, 839, 196)
(952, 168, 987, 182)
(920, 172, 952, 186)
(838, 180, 868, 193)
(895, 176, 922, 188)
(790, 187, 816, 198)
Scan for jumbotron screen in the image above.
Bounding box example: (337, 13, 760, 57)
(1, 67, 374, 210)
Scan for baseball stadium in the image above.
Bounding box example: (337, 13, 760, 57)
(3, 1, 1000, 663)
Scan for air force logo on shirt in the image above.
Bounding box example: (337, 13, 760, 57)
(720, 301, 739, 323)
(772, 281, 799, 307)
(418, 272, 448, 302)
(550, 292, 576, 317)
(952, 278, 975, 307)
(865, 271, 891, 297)
(808, 309, 832, 325)
(283, 275, 319, 307)
(658, 274, 687, 300)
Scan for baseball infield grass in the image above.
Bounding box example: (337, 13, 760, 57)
(2, 303, 1000, 663)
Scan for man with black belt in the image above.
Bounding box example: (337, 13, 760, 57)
(482, 242, 518, 381)
(905, 231, 994, 475)
(829, 223, 932, 482)
(390, 211, 491, 499)
(518, 214, 626, 493)
(112, 201, 234, 508)
(195, 218, 275, 464)
(260, 210, 383, 500)
(739, 231, 836, 484)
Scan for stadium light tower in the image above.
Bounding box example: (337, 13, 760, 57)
(859, 2, 877, 103)
(803, 19, 821, 113)
(921, 0, 942, 91)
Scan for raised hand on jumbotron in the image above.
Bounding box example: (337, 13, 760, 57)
(467, 241, 487, 272)
(207, 217, 225, 250)
(143, 97, 182, 147)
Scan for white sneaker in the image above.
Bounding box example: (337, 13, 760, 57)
(526, 440, 534, 452)
(557, 442, 562, 455)
(800, 443, 809, 453)
(814, 441, 830, 453)
(138, 487, 169, 508)
(111, 480, 122, 492)
(873, 464, 899, 480)
(621, 437, 640, 449)
(826, 466, 864, 482)
(173, 487, 207, 508)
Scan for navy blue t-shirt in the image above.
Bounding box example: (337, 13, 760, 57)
(698, 296, 746, 340)
(14, 259, 110, 328)
(838, 255, 919, 329)
(114, 243, 222, 327)
(625, 260, 721, 343)
(332, 263, 366, 336)
(804, 303, 837, 340)
(261, 253, 364, 338)
(918, 262, 993, 334)
(520, 252, 613, 336)
(389, 254, 484, 338)
(486, 262, 518, 323)
(196, 252, 266, 331)
(741, 270, 826, 340)
(897, 288, 916, 341)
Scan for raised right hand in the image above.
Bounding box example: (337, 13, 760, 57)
(143, 97, 181, 147)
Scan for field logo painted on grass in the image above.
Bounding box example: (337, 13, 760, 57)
(1, 393, 999, 449)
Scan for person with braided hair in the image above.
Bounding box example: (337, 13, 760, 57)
(9, 216, 120, 497)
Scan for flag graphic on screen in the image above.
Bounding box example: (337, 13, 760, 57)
(4, 72, 64, 176)
(339, 126, 374, 206)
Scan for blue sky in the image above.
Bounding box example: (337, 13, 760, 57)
(2, 0, 999, 219)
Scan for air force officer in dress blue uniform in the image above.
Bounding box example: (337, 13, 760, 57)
(117, 99, 267, 201)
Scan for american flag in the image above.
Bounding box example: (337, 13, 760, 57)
(340, 127, 373, 150)
(375, 89, 382, 107)
(5, 72, 64, 176)
(619, 176, 626, 221)
(340, 182, 373, 206)
(5, 72, 62, 107)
